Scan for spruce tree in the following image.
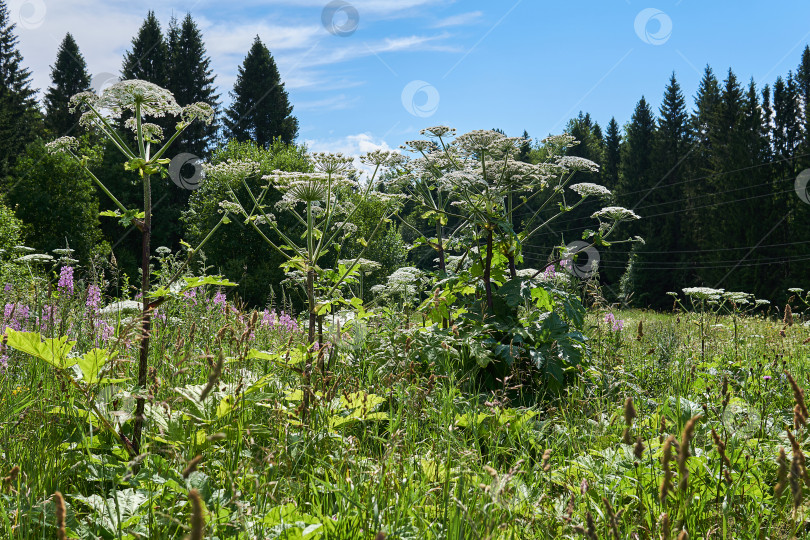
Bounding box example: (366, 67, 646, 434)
(43, 33, 91, 136)
(167, 13, 219, 157)
(602, 117, 621, 190)
(121, 11, 168, 85)
(616, 97, 656, 304)
(0, 0, 40, 175)
(631, 73, 690, 306)
(517, 130, 531, 162)
(224, 36, 298, 146)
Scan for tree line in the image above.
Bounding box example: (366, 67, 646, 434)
(515, 57, 810, 307)
(0, 1, 808, 307)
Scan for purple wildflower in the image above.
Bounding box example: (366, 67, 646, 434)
(213, 291, 227, 308)
(58, 266, 74, 295)
(86, 284, 102, 311)
(0, 355, 7, 370)
(3, 283, 11, 292)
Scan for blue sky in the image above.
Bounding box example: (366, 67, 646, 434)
(11, 0, 810, 156)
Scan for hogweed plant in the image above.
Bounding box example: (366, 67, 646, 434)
(210, 150, 405, 413)
(41, 80, 224, 454)
(397, 127, 636, 311)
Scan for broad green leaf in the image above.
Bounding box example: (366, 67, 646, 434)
(4, 329, 76, 369)
(77, 349, 113, 384)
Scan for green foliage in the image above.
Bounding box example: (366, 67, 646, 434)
(224, 36, 298, 146)
(6, 137, 107, 262)
(43, 33, 91, 136)
(183, 139, 311, 306)
(0, 1, 41, 176)
(166, 14, 220, 157)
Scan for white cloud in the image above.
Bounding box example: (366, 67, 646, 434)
(296, 93, 361, 111)
(432, 11, 483, 28)
(304, 132, 400, 175)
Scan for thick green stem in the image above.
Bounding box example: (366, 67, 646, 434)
(132, 173, 151, 453)
(484, 227, 494, 311)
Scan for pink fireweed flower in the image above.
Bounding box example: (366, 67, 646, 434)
(183, 288, 198, 305)
(604, 312, 624, 332)
(58, 266, 74, 295)
(213, 291, 227, 310)
(86, 284, 102, 311)
(3, 283, 11, 292)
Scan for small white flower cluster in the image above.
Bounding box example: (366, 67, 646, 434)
(218, 201, 245, 214)
(420, 125, 456, 138)
(265, 170, 355, 205)
(360, 149, 406, 168)
(570, 183, 612, 201)
(401, 140, 439, 153)
(124, 118, 163, 141)
(723, 291, 753, 304)
(311, 152, 354, 176)
(45, 136, 79, 154)
(557, 156, 600, 173)
(682, 287, 725, 300)
(542, 134, 579, 151)
(96, 80, 182, 118)
(181, 102, 215, 125)
(205, 160, 260, 183)
(453, 129, 506, 155)
(591, 206, 641, 222)
(371, 266, 426, 299)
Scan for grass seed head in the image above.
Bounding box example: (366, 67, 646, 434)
(776, 446, 789, 497)
(786, 372, 809, 420)
(542, 449, 552, 471)
(183, 455, 203, 479)
(660, 513, 670, 540)
(678, 415, 701, 491)
(634, 436, 645, 459)
(623, 397, 637, 426)
(54, 491, 66, 540)
(186, 489, 205, 540)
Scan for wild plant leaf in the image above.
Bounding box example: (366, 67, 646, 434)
(3, 329, 77, 369)
(77, 349, 113, 384)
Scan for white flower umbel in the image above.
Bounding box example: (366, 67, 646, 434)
(557, 156, 600, 173)
(570, 183, 612, 201)
(591, 206, 641, 222)
(683, 287, 725, 300)
(45, 136, 79, 154)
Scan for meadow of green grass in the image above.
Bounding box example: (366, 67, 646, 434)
(2, 284, 810, 539)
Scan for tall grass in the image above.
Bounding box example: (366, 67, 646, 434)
(2, 279, 810, 538)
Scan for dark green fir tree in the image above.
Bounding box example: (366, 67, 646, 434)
(224, 36, 298, 146)
(43, 33, 91, 136)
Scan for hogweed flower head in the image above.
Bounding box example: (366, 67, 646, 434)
(592, 206, 641, 223)
(557, 156, 600, 173)
(88, 79, 182, 119)
(570, 183, 612, 201)
(45, 136, 79, 155)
